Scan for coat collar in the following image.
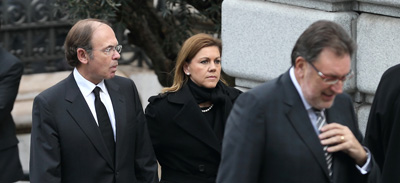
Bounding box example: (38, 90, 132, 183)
(281, 71, 332, 181)
(167, 84, 222, 153)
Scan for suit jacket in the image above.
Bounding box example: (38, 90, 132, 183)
(0, 47, 24, 182)
(217, 70, 379, 183)
(364, 64, 400, 183)
(145, 83, 241, 183)
(30, 73, 158, 183)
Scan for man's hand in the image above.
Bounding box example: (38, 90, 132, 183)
(319, 123, 367, 166)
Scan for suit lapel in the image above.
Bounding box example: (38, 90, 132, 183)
(281, 71, 331, 180)
(64, 74, 114, 168)
(105, 79, 126, 168)
(170, 85, 221, 153)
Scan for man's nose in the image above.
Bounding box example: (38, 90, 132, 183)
(112, 51, 121, 60)
(330, 80, 343, 94)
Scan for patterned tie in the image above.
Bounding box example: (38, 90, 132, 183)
(314, 109, 333, 177)
(93, 87, 115, 162)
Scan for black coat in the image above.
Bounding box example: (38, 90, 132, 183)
(364, 64, 400, 183)
(0, 47, 24, 182)
(145, 83, 241, 183)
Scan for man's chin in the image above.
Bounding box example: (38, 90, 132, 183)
(319, 101, 334, 109)
(107, 73, 116, 79)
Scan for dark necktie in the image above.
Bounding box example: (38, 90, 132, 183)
(314, 109, 333, 177)
(93, 87, 115, 161)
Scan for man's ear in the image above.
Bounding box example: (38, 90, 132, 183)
(77, 48, 89, 64)
(294, 56, 307, 78)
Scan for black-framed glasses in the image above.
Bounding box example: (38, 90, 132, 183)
(89, 45, 122, 56)
(308, 61, 353, 85)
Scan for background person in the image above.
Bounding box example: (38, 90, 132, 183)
(364, 64, 400, 183)
(217, 20, 380, 183)
(0, 47, 24, 183)
(145, 33, 242, 183)
(30, 19, 158, 183)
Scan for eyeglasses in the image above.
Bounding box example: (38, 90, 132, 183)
(308, 61, 353, 85)
(89, 45, 122, 56)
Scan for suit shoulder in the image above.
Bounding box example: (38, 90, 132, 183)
(40, 77, 69, 94)
(246, 78, 280, 98)
(0, 52, 23, 75)
(331, 93, 354, 111)
(33, 79, 71, 113)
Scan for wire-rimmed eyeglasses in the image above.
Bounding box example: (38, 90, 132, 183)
(308, 61, 353, 85)
(88, 45, 122, 56)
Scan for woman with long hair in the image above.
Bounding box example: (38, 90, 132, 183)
(145, 33, 242, 183)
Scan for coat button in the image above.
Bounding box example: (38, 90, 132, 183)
(198, 165, 205, 172)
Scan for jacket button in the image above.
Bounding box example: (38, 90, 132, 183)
(198, 165, 205, 172)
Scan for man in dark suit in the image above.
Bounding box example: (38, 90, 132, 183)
(0, 47, 24, 183)
(30, 19, 158, 183)
(217, 20, 380, 183)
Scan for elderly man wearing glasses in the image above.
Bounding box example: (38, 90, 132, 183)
(217, 20, 380, 183)
(30, 19, 158, 183)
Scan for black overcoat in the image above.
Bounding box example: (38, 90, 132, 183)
(364, 64, 400, 183)
(145, 83, 241, 183)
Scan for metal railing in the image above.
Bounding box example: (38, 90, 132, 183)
(0, 0, 71, 74)
(0, 0, 151, 75)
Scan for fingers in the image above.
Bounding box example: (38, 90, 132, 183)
(318, 123, 367, 165)
(319, 123, 355, 152)
(319, 134, 345, 148)
(319, 123, 347, 147)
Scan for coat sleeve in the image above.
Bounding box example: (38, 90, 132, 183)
(0, 60, 23, 121)
(130, 81, 158, 183)
(217, 92, 265, 183)
(30, 94, 61, 183)
(144, 95, 163, 158)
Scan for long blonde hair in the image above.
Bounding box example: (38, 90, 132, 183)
(162, 33, 226, 93)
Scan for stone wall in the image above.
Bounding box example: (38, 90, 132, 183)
(222, 0, 400, 135)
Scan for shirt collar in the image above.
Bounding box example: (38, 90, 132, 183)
(73, 68, 107, 97)
(289, 66, 313, 111)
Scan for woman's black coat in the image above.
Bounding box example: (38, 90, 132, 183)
(145, 83, 241, 183)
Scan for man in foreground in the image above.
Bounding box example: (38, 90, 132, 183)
(217, 20, 380, 183)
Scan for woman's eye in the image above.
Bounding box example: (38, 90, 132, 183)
(215, 60, 221, 64)
(200, 60, 208, 64)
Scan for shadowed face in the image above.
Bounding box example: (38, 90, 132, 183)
(295, 48, 351, 110)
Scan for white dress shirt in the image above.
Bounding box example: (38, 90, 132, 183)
(73, 68, 116, 141)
